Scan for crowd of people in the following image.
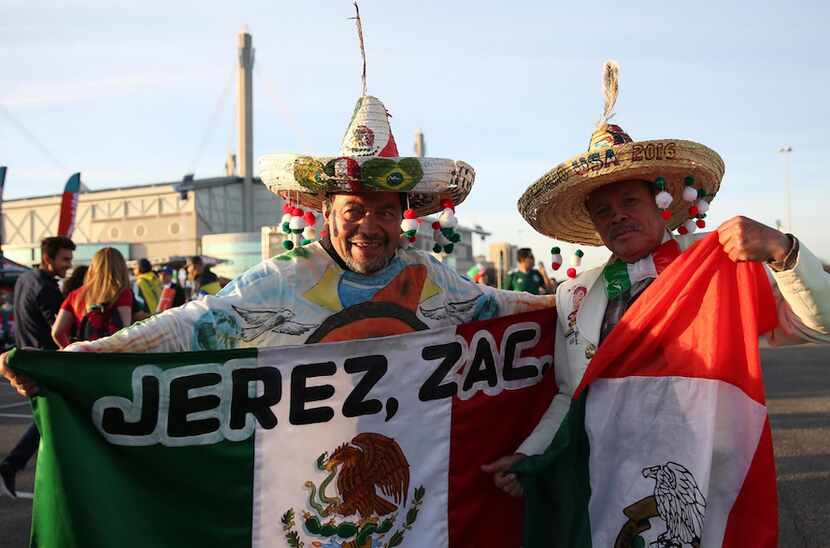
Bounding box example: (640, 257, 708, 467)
(0, 240, 219, 496)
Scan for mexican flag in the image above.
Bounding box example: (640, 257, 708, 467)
(517, 232, 779, 547)
(11, 308, 556, 548)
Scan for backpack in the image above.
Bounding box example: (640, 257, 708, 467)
(77, 303, 124, 341)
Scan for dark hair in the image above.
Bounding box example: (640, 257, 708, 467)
(62, 265, 88, 297)
(188, 255, 203, 267)
(517, 248, 534, 262)
(137, 258, 152, 273)
(41, 236, 76, 261)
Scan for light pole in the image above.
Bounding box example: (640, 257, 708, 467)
(778, 146, 793, 232)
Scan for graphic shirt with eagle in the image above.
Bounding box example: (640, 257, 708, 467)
(82, 241, 555, 353)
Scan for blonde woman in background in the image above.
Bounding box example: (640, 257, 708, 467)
(52, 247, 133, 347)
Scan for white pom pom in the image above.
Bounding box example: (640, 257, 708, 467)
(438, 208, 458, 228)
(401, 219, 419, 233)
(571, 254, 582, 267)
(289, 216, 305, 231)
(655, 191, 673, 209)
(684, 219, 697, 233)
(682, 186, 698, 202)
(551, 253, 563, 265)
(696, 199, 710, 214)
(281, 213, 292, 225)
(303, 226, 317, 241)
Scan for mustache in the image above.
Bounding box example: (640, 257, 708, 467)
(348, 234, 388, 244)
(609, 222, 641, 239)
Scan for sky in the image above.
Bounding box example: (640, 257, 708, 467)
(2, 0, 828, 272)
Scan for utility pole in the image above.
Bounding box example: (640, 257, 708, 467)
(778, 146, 793, 232)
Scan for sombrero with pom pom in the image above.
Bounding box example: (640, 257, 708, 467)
(518, 60, 725, 246)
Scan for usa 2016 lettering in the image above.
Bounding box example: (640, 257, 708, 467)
(91, 322, 551, 447)
(631, 142, 676, 162)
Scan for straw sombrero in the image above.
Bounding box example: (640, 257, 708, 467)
(519, 61, 725, 247)
(256, 3, 473, 254)
(258, 94, 475, 218)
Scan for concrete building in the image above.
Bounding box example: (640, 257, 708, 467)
(1, 176, 282, 269)
(488, 241, 518, 287)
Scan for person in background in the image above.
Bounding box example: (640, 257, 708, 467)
(536, 262, 558, 294)
(156, 266, 186, 312)
(0, 235, 74, 498)
(61, 265, 88, 299)
(186, 256, 220, 298)
(133, 258, 161, 317)
(52, 247, 132, 348)
(503, 248, 548, 294)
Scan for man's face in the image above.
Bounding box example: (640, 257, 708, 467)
(586, 180, 666, 263)
(44, 248, 73, 278)
(324, 192, 403, 274)
(521, 255, 535, 270)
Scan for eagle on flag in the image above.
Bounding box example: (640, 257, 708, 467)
(642, 461, 707, 547)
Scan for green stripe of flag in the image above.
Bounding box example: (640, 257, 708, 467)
(12, 348, 258, 548)
(514, 391, 592, 548)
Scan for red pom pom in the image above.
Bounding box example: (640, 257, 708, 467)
(403, 208, 418, 219)
(688, 205, 699, 217)
(440, 198, 454, 210)
(551, 262, 561, 271)
(303, 211, 316, 225)
(696, 219, 706, 229)
(660, 209, 672, 220)
(282, 203, 292, 214)
(678, 226, 688, 235)
(566, 267, 577, 278)
(408, 236, 417, 243)
(319, 228, 328, 238)
(431, 221, 441, 230)
(291, 207, 303, 217)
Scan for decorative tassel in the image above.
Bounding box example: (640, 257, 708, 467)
(550, 246, 563, 271)
(400, 208, 419, 249)
(433, 198, 460, 254)
(654, 176, 673, 222)
(682, 176, 698, 203)
(567, 249, 584, 279)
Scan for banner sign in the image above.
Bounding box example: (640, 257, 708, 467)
(12, 308, 556, 548)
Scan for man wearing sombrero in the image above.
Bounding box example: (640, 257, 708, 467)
(0, 9, 553, 392)
(485, 61, 830, 497)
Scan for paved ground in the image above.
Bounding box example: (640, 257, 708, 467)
(0, 345, 828, 547)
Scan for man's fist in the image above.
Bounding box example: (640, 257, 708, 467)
(717, 216, 792, 263)
(0, 352, 38, 398)
(482, 453, 527, 497)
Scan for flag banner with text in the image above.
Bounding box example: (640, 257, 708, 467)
(11, 308, 555, 548)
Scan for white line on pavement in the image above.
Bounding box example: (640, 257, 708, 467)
(0, 401, 29, 409)
(0, 413, 32, 419)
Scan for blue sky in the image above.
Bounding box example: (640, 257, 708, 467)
(2, 0, 828, 270)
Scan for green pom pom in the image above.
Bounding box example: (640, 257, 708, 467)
(440, 227, 455, 238)
(575, 249, 584, 257)
(699, 213, 707, 219)
(697, 188, 706, 198)
(551, 246, 561, 254)
(450, 233, 461, 243)
(684, 176, 695, 186)
(432, 244, 442, 253)
(281, 222, 290, 233)
(301, 239, 314, 246)
(283, 240, 294, 250)
(403, 230, 417, 238)
(443, 244, 454, 254)
(654, 176, 666, 190)
(292, 228, 303, 234)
